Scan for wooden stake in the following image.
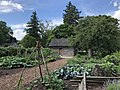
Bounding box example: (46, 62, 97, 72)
(36, 41, 43, 81)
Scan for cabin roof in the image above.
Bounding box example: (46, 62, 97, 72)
(49, 38, 71, 47)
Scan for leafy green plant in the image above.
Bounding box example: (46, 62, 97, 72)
(53, 64, 92, 80)
(43, 73, 65, 90)
(106, 82, 120, 90)
(0, 56, 38, 69)
(103, 51, 120, 65)
(25, 73, 65, 90)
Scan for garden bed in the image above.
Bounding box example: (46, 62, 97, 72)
(0, 58, 68, 90)
(0, 68, 23, 77)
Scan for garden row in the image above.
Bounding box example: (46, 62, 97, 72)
(0, 47, 60, 69)
(27, 51, 120, 90)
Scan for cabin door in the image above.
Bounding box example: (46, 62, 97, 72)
(59, 48, 62, 56)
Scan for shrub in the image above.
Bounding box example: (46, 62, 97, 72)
(0, 47, 27, 57)
(103, 51, 120, 65)
(20, 35, 36, 48)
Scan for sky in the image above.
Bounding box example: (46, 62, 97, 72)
(0, 0, 120, 40)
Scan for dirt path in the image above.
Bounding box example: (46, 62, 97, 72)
(0, 58, 68, 90)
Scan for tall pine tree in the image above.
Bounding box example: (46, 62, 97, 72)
(25, 11, 40, 41)
(63, 1, 81, 25)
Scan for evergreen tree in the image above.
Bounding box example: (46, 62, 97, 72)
(63, 1, 81, 25)
(25, 11, 40, 41)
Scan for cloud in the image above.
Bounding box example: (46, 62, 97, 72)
(11, 24, 26, 30)
(0, 0, 23, 13)
(11, 24, 26, 40)
(13, 29, 26, 40)
(112, 1, 120, 9)
(112, 10, 120, 19)
(110, 0, 120, 19)
(82, 8, 95, 16)
(113, 1, 119, 7)
(51, 18, 63, 26)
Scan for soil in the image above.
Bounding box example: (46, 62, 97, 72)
(0, 68, 23, 77)
(0, 58, 106, 90)
(0, 58, 68, 90)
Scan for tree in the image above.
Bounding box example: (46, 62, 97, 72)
(25, 11, 40, 41)
(63, 1, 80, 25)
(72, 15, 119, 57)
(25, 11, 53, 47)
(52, 24, 75, 38)
(39, 20, 55, 47)
(52, 2, 81, 39)
(0, 21, 15, 45)
(20, 35, 36, 48)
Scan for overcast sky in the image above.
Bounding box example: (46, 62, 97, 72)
(0, 0, 120, 40)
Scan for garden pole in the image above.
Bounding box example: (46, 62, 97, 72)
(40, 44, 53, 89)
(36, 41, 43, 82)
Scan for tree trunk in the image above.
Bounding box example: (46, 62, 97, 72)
(88, 48, 93, 57)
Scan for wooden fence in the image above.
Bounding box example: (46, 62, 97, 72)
(71, 72, 120, 90)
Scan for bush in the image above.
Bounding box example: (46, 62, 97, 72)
(103, 51, 120, 65)
(0, 46, 27, 57)
(20, 35, 36, 48)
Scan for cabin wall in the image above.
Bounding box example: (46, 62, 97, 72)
(50, 47, 74, 57)
(62, 47, 74, 57)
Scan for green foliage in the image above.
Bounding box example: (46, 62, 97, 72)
(25, 73, 65, 90)
(42, 48, 60, 62)
(0, 46, 26, 57)
(52, 1, 80, 39)
(53, 64, 92, 80)
(39, 20, 55, 47)
(25, 11, 40, 41)
(63, 1, 80, 25)
(0, 21, 16, 45)
(0, 47, 60, 69)
(53, 24, 75, 38)
(25, 11, 54, 47)
(72, 15, 119, 57)
(103, 51, 120, 65)
(67, 51, 120, 76)
(0, 56, 38, 69)
(43, 73, 65, 90)
(100, 62, 115, 76)
(20, 35, 36, 48)
(106, 82, 120, 90)
(67, 55, 103, 65)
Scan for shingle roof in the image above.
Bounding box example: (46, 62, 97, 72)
(49, 38, 71, 47)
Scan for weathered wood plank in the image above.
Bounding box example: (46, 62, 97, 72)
(83, 73, 87, 90)
(71, 80, 104, 83)
(76, 76, 120, 79)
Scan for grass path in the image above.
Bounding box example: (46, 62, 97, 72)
(0, 58, 68, 90)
